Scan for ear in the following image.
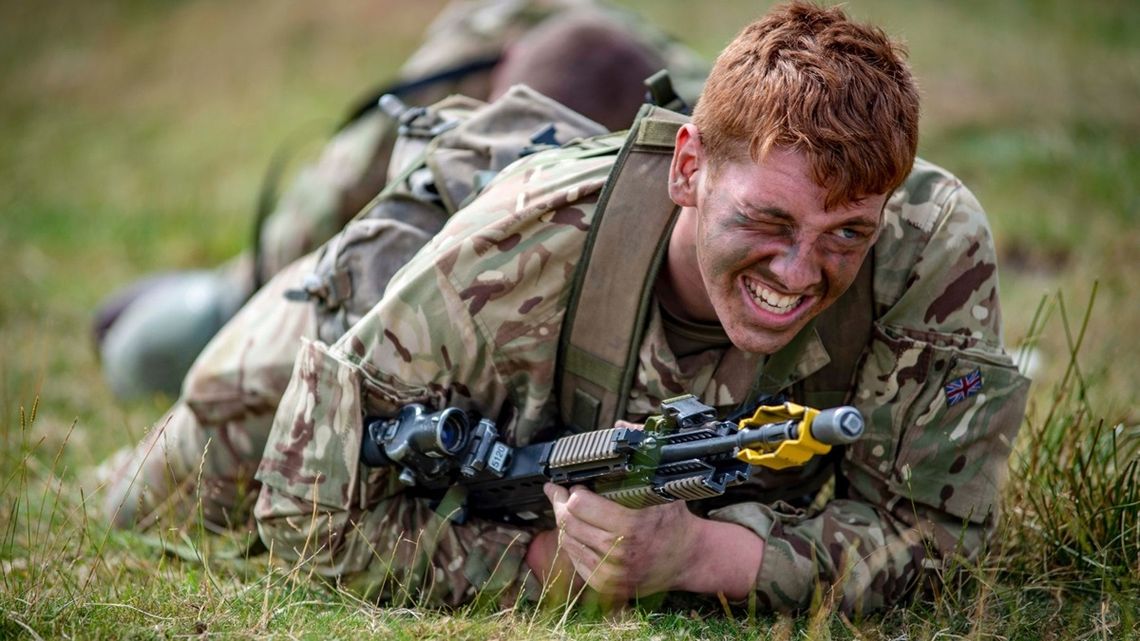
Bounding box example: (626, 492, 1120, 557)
(668, 123, 704, 208)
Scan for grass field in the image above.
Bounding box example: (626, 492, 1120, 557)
(1, 0, 1137, 638)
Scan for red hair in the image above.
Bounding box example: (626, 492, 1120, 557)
(692, 2, 919, 209)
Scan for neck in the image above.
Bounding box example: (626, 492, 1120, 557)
(657, 205, 717, 323)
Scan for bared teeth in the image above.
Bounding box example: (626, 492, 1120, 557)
(746, 280, 802, 315)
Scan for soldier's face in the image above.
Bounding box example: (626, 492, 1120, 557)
(667, 127, 885, 355)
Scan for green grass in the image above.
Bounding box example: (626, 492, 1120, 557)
(2, 0, 1138, 638)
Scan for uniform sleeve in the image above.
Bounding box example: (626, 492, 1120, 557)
(253, 254, 510, 514)
(253, 167, 531, 515)
(249, 177, 537, 608)
(709, 170, 1030, 614)
(249, 267, 535, 607)
(253, 147, 610, 600)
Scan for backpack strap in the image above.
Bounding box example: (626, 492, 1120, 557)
(557, 105, 688, 433)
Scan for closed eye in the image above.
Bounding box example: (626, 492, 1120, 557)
(735, 211, 792, 235)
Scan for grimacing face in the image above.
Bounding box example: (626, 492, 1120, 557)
(664, 124, 887, 355)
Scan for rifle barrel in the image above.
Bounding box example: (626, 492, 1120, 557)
(656, 406, 864, 463)
(657, 421, 797, 463)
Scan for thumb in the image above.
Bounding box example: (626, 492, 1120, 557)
(543, 482, 569, 505)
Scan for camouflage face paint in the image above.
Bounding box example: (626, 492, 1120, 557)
(683, 147, 883, 355)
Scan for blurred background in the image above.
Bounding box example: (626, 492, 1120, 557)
(1, 0, 1136, 474)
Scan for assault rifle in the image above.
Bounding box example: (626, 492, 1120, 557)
(360, 394, 864, 522)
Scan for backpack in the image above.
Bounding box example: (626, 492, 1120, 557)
(294, 85, 609, 344)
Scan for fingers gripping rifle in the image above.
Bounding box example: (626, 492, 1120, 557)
(360, 394, 864, 522)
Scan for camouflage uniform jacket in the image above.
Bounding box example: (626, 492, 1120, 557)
(256, 131, 1030, 613)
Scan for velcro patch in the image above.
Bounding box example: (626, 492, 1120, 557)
(945, 368, 983, 407)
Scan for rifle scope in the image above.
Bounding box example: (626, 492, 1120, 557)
(361, 404, 470, 469)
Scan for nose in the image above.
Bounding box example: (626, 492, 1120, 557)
(768, 243, 821, 292)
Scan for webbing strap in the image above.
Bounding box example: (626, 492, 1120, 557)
(558, 105, 688, 432)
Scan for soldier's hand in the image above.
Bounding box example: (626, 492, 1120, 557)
(543, 482, 700, 601)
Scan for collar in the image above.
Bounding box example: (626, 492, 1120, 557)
(751, 321, 832, 400)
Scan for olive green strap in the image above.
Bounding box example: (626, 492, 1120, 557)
(558, 105, 688, 432)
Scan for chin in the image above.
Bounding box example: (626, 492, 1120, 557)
(725, 325, 797, 356)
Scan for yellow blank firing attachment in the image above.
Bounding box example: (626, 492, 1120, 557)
(735, 402, 864, 470)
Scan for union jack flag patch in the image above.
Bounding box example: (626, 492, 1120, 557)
(945, 368, 983, 407)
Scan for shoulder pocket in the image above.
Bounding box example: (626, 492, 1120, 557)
(848, 325, 1029, 523)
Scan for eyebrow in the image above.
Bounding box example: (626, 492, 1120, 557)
(750, 205, 795, 221)
(744, 204, 880, 229)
